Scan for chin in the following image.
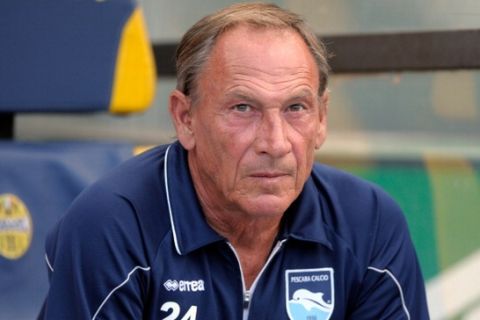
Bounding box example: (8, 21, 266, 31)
(241, 195, 293, 218)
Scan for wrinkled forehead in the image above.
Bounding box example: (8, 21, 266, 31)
(206, 25, 319, 81)
(212, 25, 317, 73)
(188, 25, 321, 109)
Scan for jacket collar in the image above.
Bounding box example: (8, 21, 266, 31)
(164, 142, 223, 255)
(280, 177, 332, 249)
(164, 141, 331, 255)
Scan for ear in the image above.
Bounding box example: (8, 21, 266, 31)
(315, 89, 329, 150)
(169, 89, 195, 150)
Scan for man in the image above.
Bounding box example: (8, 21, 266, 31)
(40, 3, 429, 319)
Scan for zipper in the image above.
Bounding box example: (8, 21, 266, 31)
(227, 239, 287, 320)
(243, 290, 250, 309)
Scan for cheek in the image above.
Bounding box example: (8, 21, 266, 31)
(194, 122, 250, 181)
(292, 134, 317, 182)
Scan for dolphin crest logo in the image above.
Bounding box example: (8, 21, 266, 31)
(286, 268, 334, 320)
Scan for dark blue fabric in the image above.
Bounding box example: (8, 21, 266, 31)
(0, 141, 134, 319)
(39, 141, 429, 319)
(0, 0, 134, 112)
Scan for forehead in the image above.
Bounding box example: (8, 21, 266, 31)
(201, 25, 319, 92)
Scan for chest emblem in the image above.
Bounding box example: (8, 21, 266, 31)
(285, 268, 334, 320)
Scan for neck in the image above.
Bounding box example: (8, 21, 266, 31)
(205, 208, 281, 248)
(205, 208, 282, 289)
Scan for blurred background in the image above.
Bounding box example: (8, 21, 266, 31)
(2, 0, 480, 319)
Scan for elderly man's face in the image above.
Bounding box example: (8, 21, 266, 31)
(171, 25, 327, 218)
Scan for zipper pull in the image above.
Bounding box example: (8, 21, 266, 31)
(243, 290, 250, 309)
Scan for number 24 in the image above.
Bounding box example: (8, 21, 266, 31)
(161, 301, 197, 320)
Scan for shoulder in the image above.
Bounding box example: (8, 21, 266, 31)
(47, 144, 172, 265)
(312, 162, 401, 210)
(312, 162, 404, 221)
(311, 163, 409, 264)
(70, 143, 169, 222)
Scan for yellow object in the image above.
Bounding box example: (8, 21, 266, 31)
(133, 145, 155, 156)
(0, 194, 32, 260)
(110, 7, 156, 113)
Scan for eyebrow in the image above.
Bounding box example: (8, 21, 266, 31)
(224, 88, 316, 103)
(224, 90, 254, 102)
(288, 89, 316, 101)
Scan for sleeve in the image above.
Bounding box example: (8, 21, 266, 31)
(38, 184, 150, 319)
(348, 189, 430, 320)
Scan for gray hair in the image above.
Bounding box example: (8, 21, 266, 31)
(175, 2, 330, 99)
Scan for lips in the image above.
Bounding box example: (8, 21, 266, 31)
(251, 172, 286, 178)
(249, 171, 290, 179)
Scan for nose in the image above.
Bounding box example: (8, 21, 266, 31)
(254, 110, 292, 157)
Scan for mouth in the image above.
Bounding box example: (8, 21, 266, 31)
(250, 172, 289, 179)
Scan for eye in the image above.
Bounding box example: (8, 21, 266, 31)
(233, 104, 252, 112)
(286, 104, 306, 112)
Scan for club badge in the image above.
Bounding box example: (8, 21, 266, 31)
(285, 268, 334, 320)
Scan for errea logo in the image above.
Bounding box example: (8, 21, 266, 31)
(163, 279, 179, 291)
(164, 279, 205, 292)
